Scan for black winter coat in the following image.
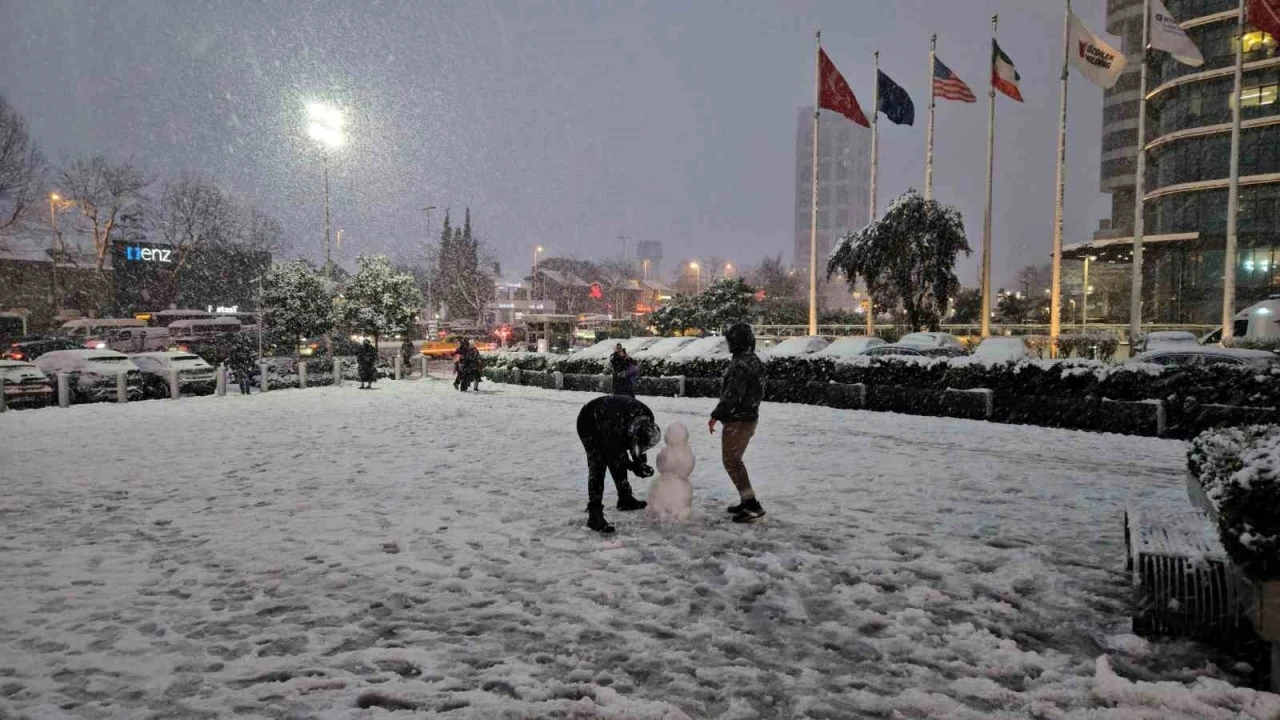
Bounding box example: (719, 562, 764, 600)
(711, 352, 765, 423)
(576, 394, 656, 465)
(356, 344, 377, 382)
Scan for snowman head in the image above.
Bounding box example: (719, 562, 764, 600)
(664, 422, 689, 448)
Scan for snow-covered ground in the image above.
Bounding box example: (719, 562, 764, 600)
(2, 379, 1278, 719)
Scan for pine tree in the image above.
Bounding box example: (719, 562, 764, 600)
(339, 255, 423, 346)
(260, 260, 334, 360)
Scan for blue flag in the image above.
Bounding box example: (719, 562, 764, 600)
(876, 70, 914, 126)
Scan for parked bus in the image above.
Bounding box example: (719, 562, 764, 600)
(135, 309, 215, 328)
(60, 318, 147, 344)
(167, 317, 242, 341)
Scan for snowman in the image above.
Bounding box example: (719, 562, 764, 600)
(646, 422, 695, 522)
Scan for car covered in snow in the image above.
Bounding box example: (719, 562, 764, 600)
(760, 336, 830, 358)
(129, 351, 218, 398)
(813, 336, 887, 359)
(631, 336, 697, 360)
(897, 332, 967, 351)
(4, 336, 84, 362)
(0, 359, 55, 408)
(860, 344, 968, 359)
(1134, 330, 1200, 354)
(972, 336, 1033, 362)
(33, 349, 143, 402)
(1127, 347, 1280, 369)
(666, 336, 731, 361)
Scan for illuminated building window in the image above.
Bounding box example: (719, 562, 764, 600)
(1242, 30, 1277, 55)
(1237, 84, 1279, 107)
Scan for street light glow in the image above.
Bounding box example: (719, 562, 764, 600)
(307, 102, 345, 149)
(50, 193, 60, 201)
(689, 261, 699, 269)
(536, 246, 544, 253)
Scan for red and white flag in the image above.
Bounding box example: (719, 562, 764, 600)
(819, 48, 870, 127)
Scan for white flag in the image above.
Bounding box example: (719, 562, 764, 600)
(1149, 0, 1204, 66)
(1069, 12, 1129, 88)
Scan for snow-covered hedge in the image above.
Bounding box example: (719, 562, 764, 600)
(1188, 425, 1280, 580)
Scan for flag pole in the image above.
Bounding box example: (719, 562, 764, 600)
(1050, 0, 1071, 356)
(981, 16, 998, 339)
(1223, 0, 1245, 339)
(1129, 0, 1151, 344)
(809, 31, 821, 336)
(870, 51, 880, 221)
(925, 35, 937, 201)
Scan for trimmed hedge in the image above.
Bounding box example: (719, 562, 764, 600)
(1188, 425, 1280, 580)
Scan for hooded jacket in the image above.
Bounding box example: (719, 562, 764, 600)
(711, 324, 765, 423)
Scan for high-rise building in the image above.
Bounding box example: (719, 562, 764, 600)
(793, 107, 871, 276)
(635, 240, 663, 280)
(1066, 0, 1280, 323)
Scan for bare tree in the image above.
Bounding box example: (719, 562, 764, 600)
(239, 205, 288, 256)
(156, 171, 238, 287)
(0, 96, 47, 243)
(61, 155, 149, 272)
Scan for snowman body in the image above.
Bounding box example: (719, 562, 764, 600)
(647, 422, 695, 522)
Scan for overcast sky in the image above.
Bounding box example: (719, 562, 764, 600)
(0, 0, 1112, 289)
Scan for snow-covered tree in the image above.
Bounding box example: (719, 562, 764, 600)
(950, 288, 983, 324)
(827, 189, 970, 332)
(748, 255, 806, 325)
(338, 254, 422, 345)
(0, 96, 46, 244)
(261, 260, 333, 359)
(697, 277, 756, 331)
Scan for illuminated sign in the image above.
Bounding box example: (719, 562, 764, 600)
(124, 245, 172, 263)
(589, 283, 603, 299)
(206, 305, 240, 314)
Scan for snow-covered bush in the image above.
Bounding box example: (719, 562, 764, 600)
(1057, 332, 1119, 362)
(1188, 425, 1280, 580)
(1224, 336, 1280, 353)
(337, 255, 422, 343)
(483, 351, 554, 371)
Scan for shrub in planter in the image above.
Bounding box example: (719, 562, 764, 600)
(1188, 425, 1280, 580)
(1225, 337, 1280, 353)
(662, 356, 731, 379)
(554, 357, 608, 375)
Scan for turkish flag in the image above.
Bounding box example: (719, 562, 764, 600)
(1250, 0, 1280, 45)
(819, 49, 869, 128)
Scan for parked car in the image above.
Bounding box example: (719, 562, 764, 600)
(34, 349, 143, 402)
(1135, 330, 1200, 354)
(860, 344, 968, 359)
(0, 359, 55, 408)
(619, 337, 661, 356)
(973, 336, 1033, 362)
(101, 325, 169, 353)
(129, 352, 218, 398)
(568, 338, 624, 361)
(1128, 347, 1280, 368)
(761, 336, 830, 358)
(632, 336, 697, 360)
(4, 336, 84, 362)
(814, 336, 887, 359)
(667, 336, 731, 361)
(898, 332, 967, 351)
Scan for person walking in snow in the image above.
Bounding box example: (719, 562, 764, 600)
(576, 394, 661, 534)
(609, 343, 626, 389)
(616, 354, 640, 397)
(228, 336, 256, 395)
(356, 339, 378, 389)
(709, 323, 767, 523)
(400, 337, 415, 377)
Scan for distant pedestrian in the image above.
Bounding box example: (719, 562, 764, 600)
(228, 337, 256, 395)
(609, 343, 626, 390)
(357, 339, 377, 389)
(400, 337, 415, 376)
(709, 323, 766, 523)
(616, 355, 640, 397)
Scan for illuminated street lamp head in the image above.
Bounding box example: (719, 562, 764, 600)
(689, 261, 699, 269)
(306, 102, 345, 149)
(50, 192, 60, 201)
(536, 246, 544, 253)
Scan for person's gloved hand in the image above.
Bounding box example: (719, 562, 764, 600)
(632, 461, 655, 478)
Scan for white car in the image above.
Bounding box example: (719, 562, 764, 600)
(667, 336, 730, 361)
(1128, 347, 1279, 369)
(34, 349, 143, 402)
(973, 336, 1033, 362)
(761, 336, 830, 358)
(619, 337, 661, 356)
(569, 339, 620, 361)
(0, 359, 55, 408)
(814, 336, 887, 359)
(632, 337, 697, 360)
(1136, 330, 1200, 353)
(129, 352, 217, 398)
(898, 332, 967, 350)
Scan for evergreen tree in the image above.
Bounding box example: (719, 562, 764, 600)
(260, 260, 333, 360)
(828, 189, 971, 331)
(339, 255, 423, 345)
(435, 207, 493, 326)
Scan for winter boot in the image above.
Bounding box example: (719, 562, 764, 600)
(726, 501, 745, 514)
(587, 505, 615, 534)
(731, 499, 766, 523)
(616, 493, 647, 512)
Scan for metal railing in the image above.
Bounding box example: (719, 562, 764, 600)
(751, 323, 1219, 344)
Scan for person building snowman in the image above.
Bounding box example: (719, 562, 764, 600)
(646, 422, 695, 522)
(575, 394, 660, 534)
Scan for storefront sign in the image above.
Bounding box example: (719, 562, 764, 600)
(124, 245, 172, 263)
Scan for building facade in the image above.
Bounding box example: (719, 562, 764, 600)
(793, 107, 871, 275)
(1072, 0, 1280, 323)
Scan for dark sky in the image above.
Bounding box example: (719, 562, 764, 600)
(0, 0, 1112, 289)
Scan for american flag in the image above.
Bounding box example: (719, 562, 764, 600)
(932, 57, 976, 103)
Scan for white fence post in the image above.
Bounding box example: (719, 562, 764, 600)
(215, 365, 226, 396)
(57, 372, 70, 408)
(298, 360, 308, 389)
(0, 386, 6, 412)
(333, 356, 342, 387)
(553, 371, 564, 390)
(259, 362, 271, 392)
(675, 375, 686, 398)
(116, 370, 128, 403)
(512, 367, 522, 385)
(394, 354, 403, 381)
(167, 369, 181, 399)
(419, 354, 428, 379)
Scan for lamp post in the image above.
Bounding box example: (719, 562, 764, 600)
(48, 193, 63, 316)
(306, 102, 345, 276)
(1081, 255, 1092, 331)
(690, 261, 701, 293)
(642, 258, 650, 281)
(421, 206, 437, 323)
(531, 245, 544, 301)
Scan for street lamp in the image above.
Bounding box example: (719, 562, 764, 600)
(306, 101, 344, 275)
(531, 245, 544, 301)
(724, 263, 733, 277)
(690, 261, 701, 293)
(48, 192, 66, 315)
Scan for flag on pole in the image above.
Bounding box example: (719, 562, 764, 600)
(933, 57, 976, 102)
(1249, 0, 1280, 41)
(1150, 0, 1204, 66)
(819, 49, 870, 127)
(876, 70, 915, 125)
(991, 40, 1023, 102)
(1068, 12, 1128, 88)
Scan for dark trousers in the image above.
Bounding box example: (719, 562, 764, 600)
(580, 440, 635, 508)
(238, 378, 252, 395)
